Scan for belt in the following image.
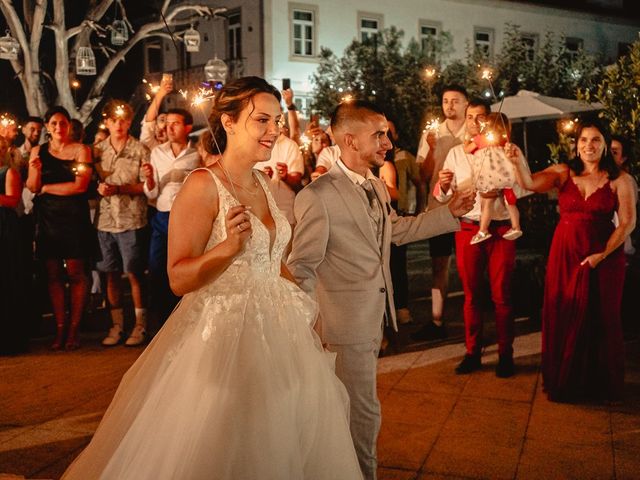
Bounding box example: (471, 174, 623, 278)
(460, 218, 511, 227)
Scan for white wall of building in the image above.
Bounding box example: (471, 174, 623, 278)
(263, 0, 639, 102)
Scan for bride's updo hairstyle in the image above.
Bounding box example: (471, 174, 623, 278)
(207, 76, 281, 155)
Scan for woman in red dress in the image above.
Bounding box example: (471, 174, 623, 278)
(506, 121, 636, 402)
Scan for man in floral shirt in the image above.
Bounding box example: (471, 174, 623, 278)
(94, 100, 150, 347)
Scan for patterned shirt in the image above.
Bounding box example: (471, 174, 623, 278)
(94, 136, 150, 233)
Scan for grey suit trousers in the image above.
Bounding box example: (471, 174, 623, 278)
(327, 325, 384, 480)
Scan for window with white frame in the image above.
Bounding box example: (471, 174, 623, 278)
(521, 33, 539, 61)
(474, 27, 494, 59)
(290, 5, 316, 57)
(227, 11, 242, 60)
(358, 12, 383, 43)
(144, 40, 163, 74)
(419, 21, 441, 54)
(564, 37, 583, 60)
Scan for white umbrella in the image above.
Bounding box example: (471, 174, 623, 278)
(491, 90, 603, 156)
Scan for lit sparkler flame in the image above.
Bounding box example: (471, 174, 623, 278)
(190, 87, 215, 107)
(0, 114, 16, 128)
(423, 118, 440, 133)
(299, 134, 311, 152)
(424, 67, 437, 79)
(341, 94, 354, 103)
(114, 105, 126, 118)
(481, 68, 493, 80)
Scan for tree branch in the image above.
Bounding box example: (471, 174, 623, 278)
(30, 0, 47, 61)
(77, 3, 225, 122)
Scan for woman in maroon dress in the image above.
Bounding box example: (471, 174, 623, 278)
(506, 121, 636, 402)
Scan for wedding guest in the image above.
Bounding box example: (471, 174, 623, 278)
(94, 100, 150, 347)
(143, 108, 200, 325)
(26, 106, 94, 350)
(507, 121, 636, 402)
(412, 85, 468, 341)
(0, 137, 28, 355)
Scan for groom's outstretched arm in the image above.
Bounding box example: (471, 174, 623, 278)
(287, 187, 330, 297)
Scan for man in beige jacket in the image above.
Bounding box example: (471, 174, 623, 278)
(288, 100, 474, 480)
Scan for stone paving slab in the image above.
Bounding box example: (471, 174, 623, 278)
(1, 334, 639, 480)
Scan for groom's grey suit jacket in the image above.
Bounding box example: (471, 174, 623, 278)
(288, 164, 460, 345)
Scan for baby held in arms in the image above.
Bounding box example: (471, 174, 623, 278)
(466, 112, 523, 245)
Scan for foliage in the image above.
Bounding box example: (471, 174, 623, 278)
(495, 24, 602, 99)
(311, 23, 604, 155)
(310, 27, 453, 152)
(579, 39, 640, 174)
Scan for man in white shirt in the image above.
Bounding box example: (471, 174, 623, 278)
(143, 108, 200, 324)
(255, 131, 303, 224)
(432, 98, 520, 377)
(412, 85, 468, 342)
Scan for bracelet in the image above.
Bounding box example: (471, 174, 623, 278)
(286, 104, 296, 111)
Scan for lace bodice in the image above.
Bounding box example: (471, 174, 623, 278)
(204, 168, 291, 280)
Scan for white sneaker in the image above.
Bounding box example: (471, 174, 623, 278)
(102, 325, 123, 346)
(470, 231, 492, 245)
(125, 324, 147, 347)
(396, 308, 413, 324)
(502, 228, 523, 241)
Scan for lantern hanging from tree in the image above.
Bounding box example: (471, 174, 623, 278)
(76, 46, 97, 75)
(0, 31, 20, 60)
(111, 20, 128, 46)
(204, 57, 228, 88)
(184, 26, 201, 53)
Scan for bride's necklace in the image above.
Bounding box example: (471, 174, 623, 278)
(217, 161, 260, 198)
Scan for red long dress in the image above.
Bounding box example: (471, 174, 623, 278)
(542, 177, 625, 402)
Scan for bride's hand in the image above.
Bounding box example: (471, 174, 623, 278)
(225, 205, 252, 252)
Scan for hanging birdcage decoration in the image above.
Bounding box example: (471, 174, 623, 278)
(76, 46, 97, 75)
(183, 26, 201, 53)
(204, 57, 228, 83)
(111, 20, 128, 46)
(0, 31, 20, 60)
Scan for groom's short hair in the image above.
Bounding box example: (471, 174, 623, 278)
(330, 100, 386, 134)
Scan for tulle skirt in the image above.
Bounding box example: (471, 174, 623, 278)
(62, 273, 362, 479)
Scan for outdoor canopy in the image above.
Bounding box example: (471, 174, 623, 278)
(491, 89, 603, 156)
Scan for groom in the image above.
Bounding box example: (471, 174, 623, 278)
(288, 100, 474, 479)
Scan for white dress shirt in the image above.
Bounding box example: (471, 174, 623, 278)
(144, 141, 200, 212)
(316, 145, 341, 171)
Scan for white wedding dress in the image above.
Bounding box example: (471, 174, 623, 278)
(62, 170, 363, 480)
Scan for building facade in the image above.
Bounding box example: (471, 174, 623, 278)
(151, 0, 639, 116)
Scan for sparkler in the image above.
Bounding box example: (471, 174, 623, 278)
(0, 114, 16, 128)
(340, 94, 354, 103)
(299, 133, 311, 153)
(423, 118, 440, 133)
(424, 66, 437, 80)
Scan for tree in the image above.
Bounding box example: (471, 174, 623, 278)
(0, 0, 226, 123)
(580, 39, 640, 173)
(494, 24, 601, 99)
(310, 27, 453, 152)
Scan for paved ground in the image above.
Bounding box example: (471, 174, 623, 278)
(2, 241, 638, 479)
(1, 333, 639, 480)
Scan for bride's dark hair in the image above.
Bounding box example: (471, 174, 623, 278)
(206, 76, 281, 155)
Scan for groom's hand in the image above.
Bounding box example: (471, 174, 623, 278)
(447, 189, 476, 217)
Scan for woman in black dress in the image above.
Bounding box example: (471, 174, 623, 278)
(27, 106, 94, 350)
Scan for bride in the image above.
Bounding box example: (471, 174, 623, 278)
(62, 77, 363, 479)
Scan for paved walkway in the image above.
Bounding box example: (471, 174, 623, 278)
(1, 333, 638, 479)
